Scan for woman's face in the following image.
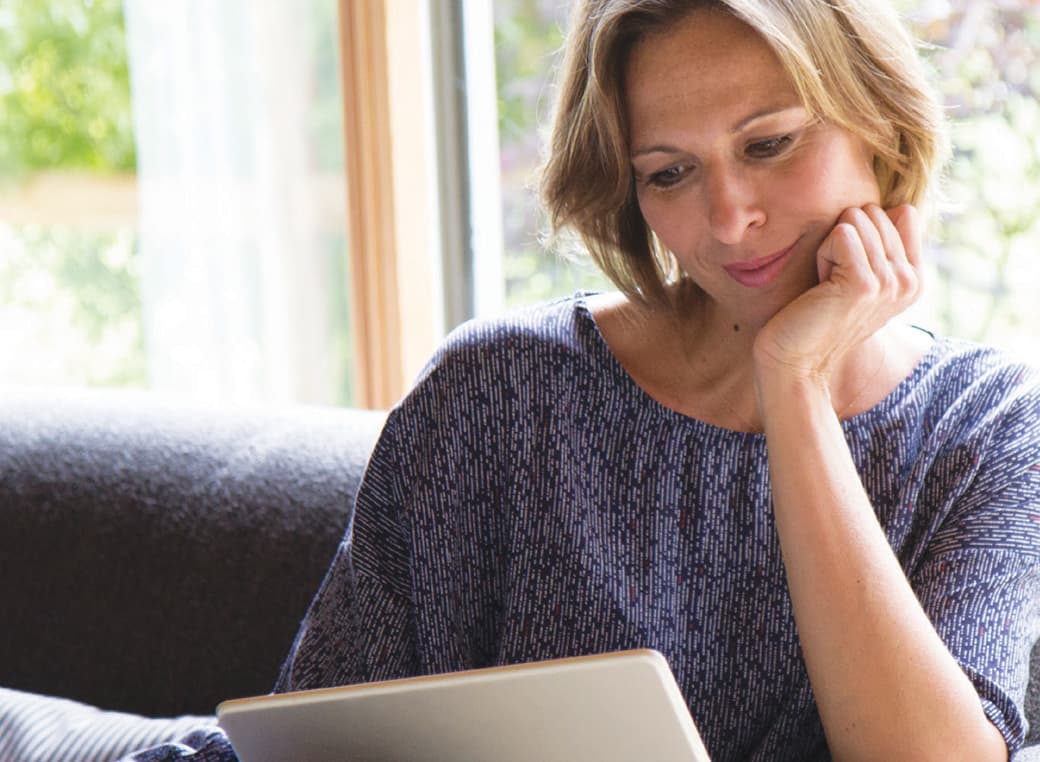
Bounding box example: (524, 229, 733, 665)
(626, 9, 881, 329)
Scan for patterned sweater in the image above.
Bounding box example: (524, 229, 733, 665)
(129, 294, 1040, 761)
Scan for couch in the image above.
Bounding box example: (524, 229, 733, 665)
(0, 388, 1037, 760)
(0, 388, 386, 760)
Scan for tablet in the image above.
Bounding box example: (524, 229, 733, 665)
(217, 649, 712, 762)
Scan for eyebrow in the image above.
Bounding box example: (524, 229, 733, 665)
(630, 105, 807, 158)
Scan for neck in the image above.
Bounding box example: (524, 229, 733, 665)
(669, 294, 896, 429)
(585, 290, 921, 433)
(668, 300, 764, 431)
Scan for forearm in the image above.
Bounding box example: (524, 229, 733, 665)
(758, 375, 1006, 762)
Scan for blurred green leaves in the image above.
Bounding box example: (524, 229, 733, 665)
(494, 0, 612, 305)
(0, 0, 143, 388)
(0, 0, 135, 177)
(906, 0, 1040, 349)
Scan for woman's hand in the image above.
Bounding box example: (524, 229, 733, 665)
(752, 203, 923, 387)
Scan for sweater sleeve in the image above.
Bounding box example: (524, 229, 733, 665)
(276, 318, 516, 690)
(118, 728, 236, 761)
(274, 408, 421, 692)
(911, 370, 1040, 754)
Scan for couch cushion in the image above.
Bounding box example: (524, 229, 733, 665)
(0, 389, 385, 717)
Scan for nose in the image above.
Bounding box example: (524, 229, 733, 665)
(705, 166, 766, 244)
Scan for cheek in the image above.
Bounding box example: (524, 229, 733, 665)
(799, 140, 881, 211)
(635, 188, 663, 226)
(636, 190, 700, 252)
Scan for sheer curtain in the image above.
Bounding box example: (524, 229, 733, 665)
(123, 0, 347, 405)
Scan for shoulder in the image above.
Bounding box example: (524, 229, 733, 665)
(899, 336, 1040, 487)
(442, 294, 595, 355)
(908, 339, 1040, 561)
(410, 294, 603, 392)
(366, 296, 603, 489)
(913, 337, 1039, 429)
(376, 294, 607, 440)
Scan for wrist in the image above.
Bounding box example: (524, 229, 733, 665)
(753, 365, 835, 426)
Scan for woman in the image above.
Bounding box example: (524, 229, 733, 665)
(128, 1, 1040, 760)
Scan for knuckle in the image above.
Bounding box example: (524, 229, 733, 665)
(864, 204, 887, 224)
(894, 262, 919, 290)
(833, 222, 860, 247)
(837, 208, 863, 227)
(850, 271, 880, 298)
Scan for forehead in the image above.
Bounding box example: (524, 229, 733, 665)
(624, 9, 801, 141)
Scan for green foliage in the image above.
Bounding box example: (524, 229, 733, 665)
(494, 0, 609, 306)
(0, 0, 136, 176)
(904, 0, 1040, 349)
(0, 0, 356, 400)
(0, 0, 143, 389)
(494, 0, 566, 143)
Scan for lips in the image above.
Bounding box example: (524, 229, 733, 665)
(723, 241, 798, 288)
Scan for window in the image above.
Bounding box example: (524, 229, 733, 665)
(0, 0, 354, 405)
(0, 0, 141, 388)
(4, 2, 1034, 411)
(897, 0, 1040, 356)
(493, 0, 611, 307)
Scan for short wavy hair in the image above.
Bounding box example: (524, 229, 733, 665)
(540, 0, 949, 308)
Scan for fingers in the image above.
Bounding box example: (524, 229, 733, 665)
(862, 205, 901, 267)
(883, 204, 923, 301)
(886, 204, 922, 269)
(861, 205, 911, 298)
(758, 203, 923, 383)
(816, 221, 862, 285)
(820, 204, 922, 308)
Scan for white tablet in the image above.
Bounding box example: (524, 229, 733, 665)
(217, 648, 712, 762)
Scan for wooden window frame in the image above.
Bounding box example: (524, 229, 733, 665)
(338, 0, 442, 410)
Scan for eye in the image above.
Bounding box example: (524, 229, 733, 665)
(746, 134, 794, 159)
(645, 164, 691, 189)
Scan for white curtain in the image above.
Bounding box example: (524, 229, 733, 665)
(123, 0, 344, 405)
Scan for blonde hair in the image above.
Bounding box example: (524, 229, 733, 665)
(540, 0, 949, 308)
